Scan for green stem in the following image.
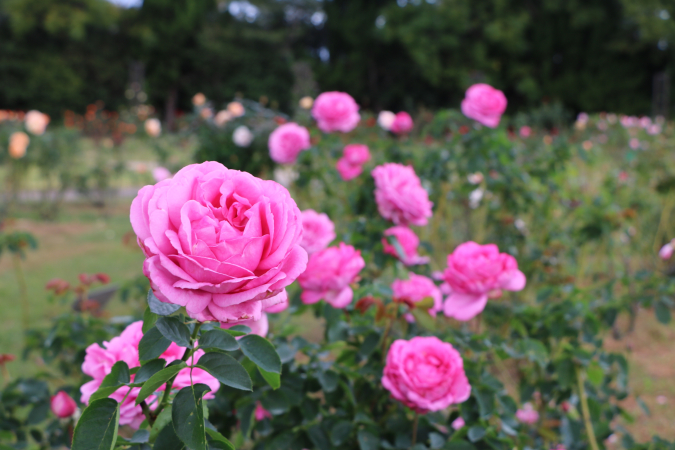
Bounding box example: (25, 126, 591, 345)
(152, 322, 204, 422)
(576, 367, 600, 450)
(411, 412, 419, 448)
(13, 254, 30, 332)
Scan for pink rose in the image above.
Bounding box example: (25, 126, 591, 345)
(392, 274, 442, 316)
(451, 417, 465, 430)
(660, 242, 674, 260)
(372, 163, 433, 226)
(336, 144, 371, 181)
(300, 209, 336, 255)
(516, 403, 539, 425)
(130, 162, 308, 323)
(461, 83, 507, 128)
(519, 126, 532, 138)
(152, 167, 172, 182)
(268, 123, 311, 164)
(298, 243, 365, 308)
(264, 290, 289, 313)
(382, 337, 471, 413)
(51, 391, 77, 418)
(255, 401, 272, 421)
(442, 242, 526, 321)
(390, 112, 413, 134)
(311, 92, 360, 133)
(382, 226, 429, 266)
(221, 313, 269, 338)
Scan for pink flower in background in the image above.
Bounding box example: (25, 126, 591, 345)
(648, 124, 661, 135)
(80, 321, 219, 429)
(451, 417, 465, 430)
(336, 144, 370, 180)
(461, 84, 507, 128)
(311, 91, 361, 133)
(255, 402, 273, 421)
(51, 391, 77, 418)
(442, 242, 526, 321)
(268, 123, 311, 164)
(9, 131, 29, 159)
(144, 118, 161, 137)
(298, 243, 365, 309)
(372, 163, 433, 226)
(130, 162, 307, 323)
(300, 209, 336, 254)
(659, 241, 674, 260)
(639, 116, 652, 128)
(382, 336, 471, 414)
(390, 112, 414, 134)
(382, 226, 429, 266)
(152, 167, 171, 182)
(629, 138, 640, 150)
(519, 126, 532, 138)
(392, 274, 442, 316)
(378, 111, 396, 131)
(25, 110, 50, 135)
(516, 403, 539, 424)
(222, 313, 269, 338)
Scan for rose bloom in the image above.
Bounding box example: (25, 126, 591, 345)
(9, 131, 30, 159)
(81, 321, 219, 429)
(516, 402, 539, 425)
(130, 161, 307, 323)
(441, 242, 526, 321)
(660, 241, 674, 260)
(382, 226, 429, 266)
(336, 158, 364, 180)
(451, 417, 465, 430)
(461, 83, 507, 128)
(268, 123, 311, 164)
(25, 110, 50, 135)
(144, 118, 161, 137)
(298, 243, 365, 309)
(390, 112, 414, 134)
(192, 93, 206, 106)
(227, 102, 245, 118)
(233, 125, 254, 147)
(299, 96, 314, 110)
(372, 163, 433, 226)
(336, 144, 370, 180)
(51, 391, 77, 419)
(392, 273, 442, 316)
(214, 110, 233, 127)
(519, 126, 532, 138)
(300, 209, 336, 255)
(378, 111, 396, 131)
(382, 336, 471, 414)
(255, 401, 272, 421)
(152, 167, 172, 182)
(311, 91, 361, 133)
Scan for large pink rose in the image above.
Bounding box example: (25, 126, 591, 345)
(268, 123, 311, 164)
(80, 321, 220, 429)
(461, 83, 507, 128)
(336, 144, 370, 181)
(392, 274, 442, 316)
(298, 243, 365, 308)
(390, 112, 413, 134)
(130, 162, 308, 323)
(441, 242, 526, 321)
(382, 337, 471, 414)
(311, 92, 361, 133)
(382, 226, 429, 266)
(300, 209, 336, 255)
(372, 163, 433, 226)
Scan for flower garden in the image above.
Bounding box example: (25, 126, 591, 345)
(1, 83, 675, 450)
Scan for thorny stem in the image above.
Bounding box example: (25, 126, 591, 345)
(151, 322, 204, 424)
(411, 412, 419, 448)
(577, 367, 600, 450)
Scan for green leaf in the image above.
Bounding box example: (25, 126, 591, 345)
(71, 398, 119, 450)
(330, 421, 353, 446)
(655, 300, 671, 324)
(196, 352, 252, 391)
(154, 423, 185, 450)
(359, 332, 380, 357)
(172, 384, 211, 450)
(317, 370, 339, 393)
(475, 388, 494, 419)
(308, 425, 331, 450)
(357, 429, 379, 450)
(586, 362, 604, 386)
(143, 307, 158, 334)
(222, 327, 248, 337)
(467, 426, 486, 443)
(205, 428, 235, 450)
(258, 366, 281, 389)
(90, 361, 130, 402)
(411, 308, 436, 331)
(150, 406, 173, 442)
(148, 289, 181, 316)
(198, 329, 239, 352)
(138, 327, 172, 361)
(136, 362, 187, 405)
(239, 335, 281, 373)
(387, 235, 408, 261)
(134, 359, 167, 385)
(156, 317, 192, 347)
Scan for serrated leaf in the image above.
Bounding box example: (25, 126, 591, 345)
(173, 384, 211, 450)
(258, 366, 281, 389)
(239, 335, 281, 373)
(138, 327, 172, 361)
(71, 398, 119, 450)
(156, 317, 192, 347)
(196, 352, 252, 391)
(147, 289, 181, 316)
(199, 329, 239, 352)
(134, 359, 167, 385)
(136, 362, 187, 405)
